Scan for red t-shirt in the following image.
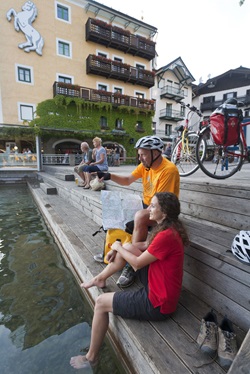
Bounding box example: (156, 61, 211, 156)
(147, 228, 184, 314)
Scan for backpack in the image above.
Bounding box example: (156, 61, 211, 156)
(92, 226, 132, 264)
(210, 103, 242, 147)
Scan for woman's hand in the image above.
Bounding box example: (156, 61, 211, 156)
(106, 249, 116, 263)
(111, 241, 122, 252)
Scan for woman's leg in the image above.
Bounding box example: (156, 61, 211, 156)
(70, 292, 114, 369)
(82, 251, 127, 289)
(82, 243, 141, 289)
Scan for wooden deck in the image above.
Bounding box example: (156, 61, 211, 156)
(26, 165, 250, 373)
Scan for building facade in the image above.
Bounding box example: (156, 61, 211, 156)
(0, 0, 157, 156)
(152, 57, 195, 143)
(193, 66, 250, 146)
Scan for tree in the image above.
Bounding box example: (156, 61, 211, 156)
(239, 0, 245, 5)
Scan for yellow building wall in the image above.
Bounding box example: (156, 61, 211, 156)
(0, 0, 154, 125)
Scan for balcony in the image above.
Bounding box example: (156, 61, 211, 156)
(85, 18, 156, 61)
(160, 85, 184, 102)
(159, 108, 184, 121)
(53, 82, 155, 111)
(86, 55, 155, 88)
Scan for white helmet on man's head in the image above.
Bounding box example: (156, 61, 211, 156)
(231, 231, 250, 264)
(135, 136, 164, 152)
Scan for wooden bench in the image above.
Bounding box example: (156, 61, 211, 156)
(36, 170, 250, 372)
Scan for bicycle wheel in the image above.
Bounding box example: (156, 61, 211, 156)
(171, 132, 206, 177)
(195, 128, 244, 179)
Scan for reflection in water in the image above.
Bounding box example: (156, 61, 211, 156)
(0, 185, 124, 374)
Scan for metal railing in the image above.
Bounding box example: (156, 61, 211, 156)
(0, 153, 38, 168)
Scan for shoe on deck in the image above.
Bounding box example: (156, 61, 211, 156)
(93, 253, 104, 263)
(196, 309, 218, 355)
(218, 316, 237, 369)
(116, 264, 135, 287)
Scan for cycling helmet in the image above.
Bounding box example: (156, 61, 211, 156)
(135, 136, 164, 152)
(231, 231, 250, 265)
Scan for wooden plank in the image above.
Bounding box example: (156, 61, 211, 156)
(228, 329, 250, 374)
(180, 181, 250, 199)
(178, 289, 246, 346)
(186, 246, 250, 287)
(180, 188, 250, 216)
(151, 314, 225, 374)
(180, 200, 250, 230)
(184, 254, 250, 312)
(182, 272, 250, 332)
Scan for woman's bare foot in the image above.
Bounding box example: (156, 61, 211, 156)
(70, 355, 97, 369)
(81, 276, 106, 289)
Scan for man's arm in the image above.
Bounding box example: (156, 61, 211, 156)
(97, 171, 136, 186)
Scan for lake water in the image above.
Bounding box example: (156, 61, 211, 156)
(0, 184, 125, 374)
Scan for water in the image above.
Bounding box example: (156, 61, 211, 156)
(0, 184, 124, 374)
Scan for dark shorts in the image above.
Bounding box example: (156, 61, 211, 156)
(82, 165, 100, 173)
(113, 266, 169, 321)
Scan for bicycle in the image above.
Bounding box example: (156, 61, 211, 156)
(171, 104, 206, 176)
(195, 99, 250, 179)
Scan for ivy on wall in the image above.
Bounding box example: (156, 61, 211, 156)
(30, 96, 154, 156)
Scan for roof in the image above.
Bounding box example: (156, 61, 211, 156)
(156, 57, 195, 85)
(85, 0, 158, 37)
(193, 66, 250, 95)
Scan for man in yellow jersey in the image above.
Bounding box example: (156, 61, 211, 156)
(95, 135, 180, 286)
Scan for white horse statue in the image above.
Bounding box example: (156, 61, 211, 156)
(6, 1, 44, 56)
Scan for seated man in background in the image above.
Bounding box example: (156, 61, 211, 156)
(74, 142, 93, 187)
(96, 135, 180, 287)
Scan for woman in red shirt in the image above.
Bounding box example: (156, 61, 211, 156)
(70, 192, 189, 370)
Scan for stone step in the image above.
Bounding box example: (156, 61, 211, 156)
(40, 182, 57, 195)
(55, 172, 75, 181)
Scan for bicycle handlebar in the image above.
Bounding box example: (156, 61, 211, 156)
(183, 103, 202, 117)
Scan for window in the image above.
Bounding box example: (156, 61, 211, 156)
(98, 84, 107, 91)
(16, 64, 33, 84)
(56, 2, 70, 22)
(135, 92, 145, 99)
(203, 96, 215, 103)
(18, 67, 31, 83)
(100, 116, 108, 128)
(57, 39, 71, 58)
(135, 121, 144, 133)
(97, 52, 107, 58)
(18, 103, 35, 122)
(136, 64, 145, 70)
(58, 75, 72, 84)
(114, 87, 123, 94)
(166, 103, 172, 116)
(223, 92, 237, 101)
(165, 124, 172, 136)
(57, 4, 68, 20)
(115, 119, 123, 129)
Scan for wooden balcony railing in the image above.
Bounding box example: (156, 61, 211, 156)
(53, 82, 155, 111)
(85, 18, 156, 61)
(86, 55, 155, 88)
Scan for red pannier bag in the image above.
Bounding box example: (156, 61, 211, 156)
(210, 103, 242, 147)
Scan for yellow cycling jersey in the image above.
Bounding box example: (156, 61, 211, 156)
(132, 157, 180, 206)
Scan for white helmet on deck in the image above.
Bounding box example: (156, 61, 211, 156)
(231, 231, 250, 264)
